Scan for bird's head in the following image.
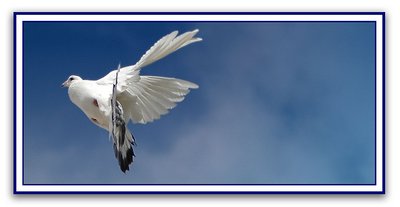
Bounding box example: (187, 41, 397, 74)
(61, 75, 82, 88)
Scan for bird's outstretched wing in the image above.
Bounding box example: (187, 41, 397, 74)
(97, 29, 201, 124)
(118, 76, 198, 124)
(134, 29, 202, 69)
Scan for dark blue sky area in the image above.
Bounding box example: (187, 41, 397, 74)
(23, 21, 376, 184)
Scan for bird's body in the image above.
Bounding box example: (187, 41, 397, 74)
(62, 29, 201, 172)
(68, 80, 111, 130)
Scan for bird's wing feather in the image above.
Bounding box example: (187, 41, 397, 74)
(133, 29, 202, 69)
(117, 76, 198, 124)
(96, 29, 201, 124)
(96, 29, 201, 90)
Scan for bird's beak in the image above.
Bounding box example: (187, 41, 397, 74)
(61, 80, 68, 88)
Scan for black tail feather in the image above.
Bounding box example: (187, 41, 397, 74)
(114, 143, 135, 173)
(111, 100, 136, 173)
(113, 129, 136, 173)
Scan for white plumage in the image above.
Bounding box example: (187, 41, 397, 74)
(62, 29, 201, 172)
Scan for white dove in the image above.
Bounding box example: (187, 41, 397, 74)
(61, 29, 201, 173)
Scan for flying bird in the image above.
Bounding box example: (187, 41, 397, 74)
(61, 29, 201, 173)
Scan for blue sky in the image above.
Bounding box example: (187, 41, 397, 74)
(23, 21, 376, 184)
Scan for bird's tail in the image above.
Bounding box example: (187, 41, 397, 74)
(111, 100, 136, 173)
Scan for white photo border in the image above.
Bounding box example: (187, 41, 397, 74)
(14, 12, 385, 194)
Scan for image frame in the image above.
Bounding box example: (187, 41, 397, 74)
(13, 12, 385, 194)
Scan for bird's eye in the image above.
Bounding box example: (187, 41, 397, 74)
(69, 77, 74, 81)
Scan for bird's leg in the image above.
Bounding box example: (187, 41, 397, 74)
(91, 117, 98, 124)
(92, 99, 99, 108)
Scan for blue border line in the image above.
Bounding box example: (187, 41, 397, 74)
(21, 21, 25, 186)
(14, 191, 384, 195)
(374, 21, 377, 186)
(22, 183, 377, 186)
(13, 12, 17, 195)
(13, 11, 385, 15)
(20, 20, 377, 186)
(23, 20, 376, 23)
(14, 12, 385, 194)
(382, 12, 386, 194)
